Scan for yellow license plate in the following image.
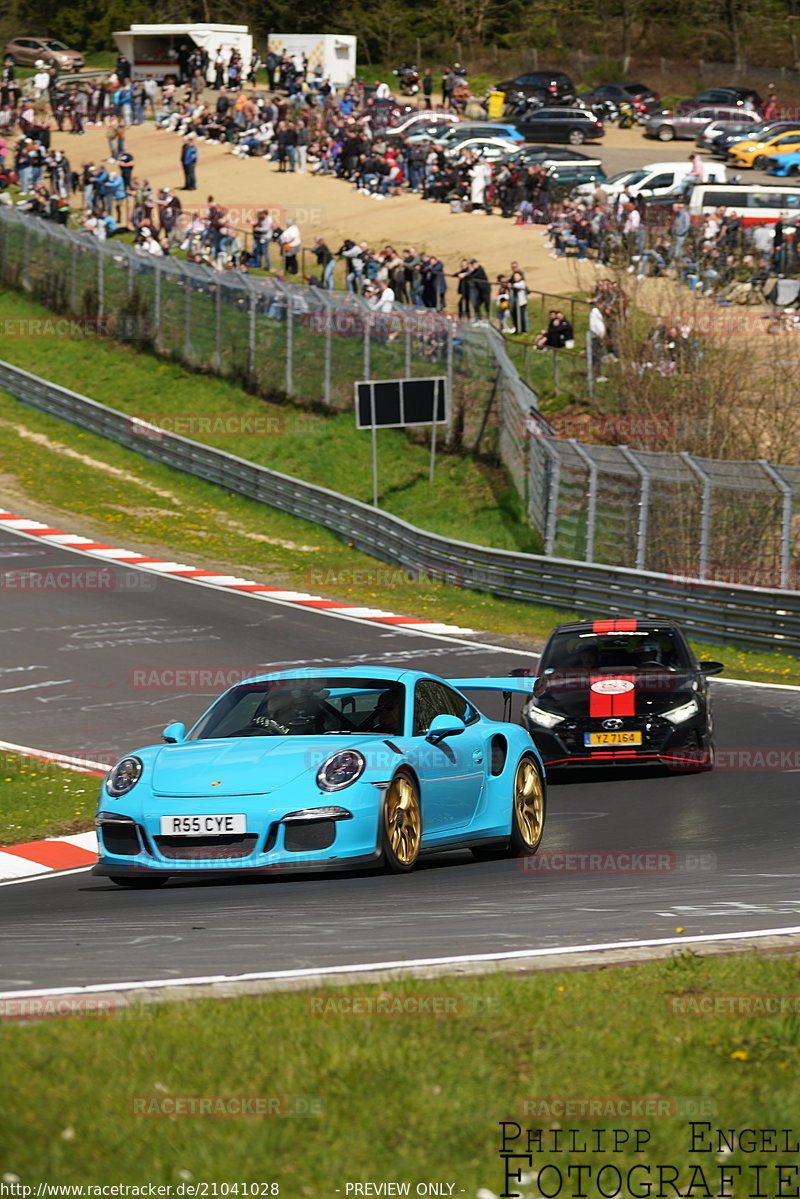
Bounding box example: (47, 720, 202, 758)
(584, 731, 642, 746)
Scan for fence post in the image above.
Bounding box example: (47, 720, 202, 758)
(570, 440, 598, 564)
(22, 223, 31, 290)
(248, 290, 256, 379)
(446, 321, 454, 438)
(363, 309, 371, 382)
(214, 281, 222, 371)
(585, 330, 594, 403)
(97, 245, 104, 315)
(405, 319, 412, 378)
(324, 316, 332, 406)
(681, 453, 712, 580)
(153, 261, 161, 341)
(552, 348, 558, 390)
(544, 439, 561, 557)
(286, 289, 293, 395)
(184, 279, 192, 361)
(619, 447, 651, 571)
(70, 240, 78, 311)
(759, 460, 793, 588)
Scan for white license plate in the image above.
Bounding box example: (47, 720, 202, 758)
(160, 814, 247, 837)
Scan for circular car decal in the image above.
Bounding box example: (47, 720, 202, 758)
(590, 678, 635, 694)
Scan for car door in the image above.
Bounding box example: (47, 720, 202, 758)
(409, 679, 485, 834)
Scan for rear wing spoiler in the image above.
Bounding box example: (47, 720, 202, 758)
(448, 676, 538, 695)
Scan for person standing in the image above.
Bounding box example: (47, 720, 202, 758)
(279, 220, 301, 275)
(180, 132, 198, 190)
(311, 236, 335, 288)
(670, 201, 690, 265)
(510, 269, 529, 334)
(467, 259, 490, 319)
(422, 68, 433, 105)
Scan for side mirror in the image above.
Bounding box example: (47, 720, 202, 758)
(162, 722, 187, 744)
(426, 714, 466, 743)
(698, 661, 724, 676)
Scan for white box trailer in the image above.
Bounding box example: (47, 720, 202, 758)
(112, 24, 253, 82)
(267, 34, 357, 88)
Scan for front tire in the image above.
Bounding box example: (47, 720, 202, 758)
(657, 125, 675, 141)
(381, 769, 422, 872)
(568, 128, 585, 145)
(109, 875, 169, 888)
(753, 155, 769, 170)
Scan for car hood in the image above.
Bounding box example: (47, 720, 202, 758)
(149, 736, 383, 797)
(531, 670, 697, 719)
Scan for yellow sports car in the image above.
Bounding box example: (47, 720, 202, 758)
(728, 130, 800, 169)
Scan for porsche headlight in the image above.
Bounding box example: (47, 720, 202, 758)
(317, 749, 366, 791)
(105, 756, 143, 797)
(523, 701, 565, 730)
(663, 699, 699, 725)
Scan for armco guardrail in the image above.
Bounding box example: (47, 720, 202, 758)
(0, 359, 794, 653)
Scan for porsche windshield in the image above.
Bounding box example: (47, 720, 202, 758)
(541, 630, 690, 672)
(189, 678, 406, 738)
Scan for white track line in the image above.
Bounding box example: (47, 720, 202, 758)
(3, 926, 800, 1001)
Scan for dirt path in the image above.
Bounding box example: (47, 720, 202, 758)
(48, 121, 637, 300)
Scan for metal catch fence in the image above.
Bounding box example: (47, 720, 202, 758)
(530, 436, 800, 588)
(0, 206, 547, 504)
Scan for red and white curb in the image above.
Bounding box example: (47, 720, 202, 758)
(0, 740, 104, 882)
(0, 510, 475, 636)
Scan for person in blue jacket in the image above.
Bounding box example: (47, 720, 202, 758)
(181, 133, 198, 190)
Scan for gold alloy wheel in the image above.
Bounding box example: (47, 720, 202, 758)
(383, 773, 422, 868)
(514, 757, 544, 848)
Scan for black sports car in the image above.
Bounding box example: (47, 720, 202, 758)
(522, 619, 723, 771)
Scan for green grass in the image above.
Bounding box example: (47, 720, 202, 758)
(1, 951, 799, 1185)
(0, 752, 99, 845)
(0, 288, 537, 554)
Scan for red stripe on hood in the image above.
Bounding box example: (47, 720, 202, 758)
(589, 675, 637, 718)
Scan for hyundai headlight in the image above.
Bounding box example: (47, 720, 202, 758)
(663, 699, 699, 725)
(523, 701, 565, 730)
(105, 756, 143, 797)
(316, 749, 366, 791)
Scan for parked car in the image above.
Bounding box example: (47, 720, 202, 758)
(709, 120, 800, 156)
(577, 82, 660, 114)
(573, 160, 727, 201)
(507, 145, 606, 187)
(4, 36, 84, 69)
(644, 105, 753, 141)
(442, 136, 520, 161)
(694, 110, 763, 151)
(727, 129, 800, 169)
(513, 107, 604, 144)
(676, 86, 762, 114)
(437, 120, 526, 144)
(767, 152, 800, 176)
(492, 70, 575, 106)
(386, 111, 459, 137)
(521, 619, 722, 772)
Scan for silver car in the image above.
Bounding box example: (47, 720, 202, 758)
(645, 105, 754, 142)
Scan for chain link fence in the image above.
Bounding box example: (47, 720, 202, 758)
(530, 436, 800, 587)
(0, 207, 548, 505)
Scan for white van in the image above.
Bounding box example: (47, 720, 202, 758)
(573, 161, 728, 201)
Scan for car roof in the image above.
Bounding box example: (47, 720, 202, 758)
(218, 666, 470, 690)
(546, 619, 683, 637)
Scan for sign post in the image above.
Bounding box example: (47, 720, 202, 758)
(355, 376, 449, 510)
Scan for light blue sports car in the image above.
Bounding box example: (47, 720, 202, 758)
(767, 152, 800, 176)
(93, 667, 546, 887)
